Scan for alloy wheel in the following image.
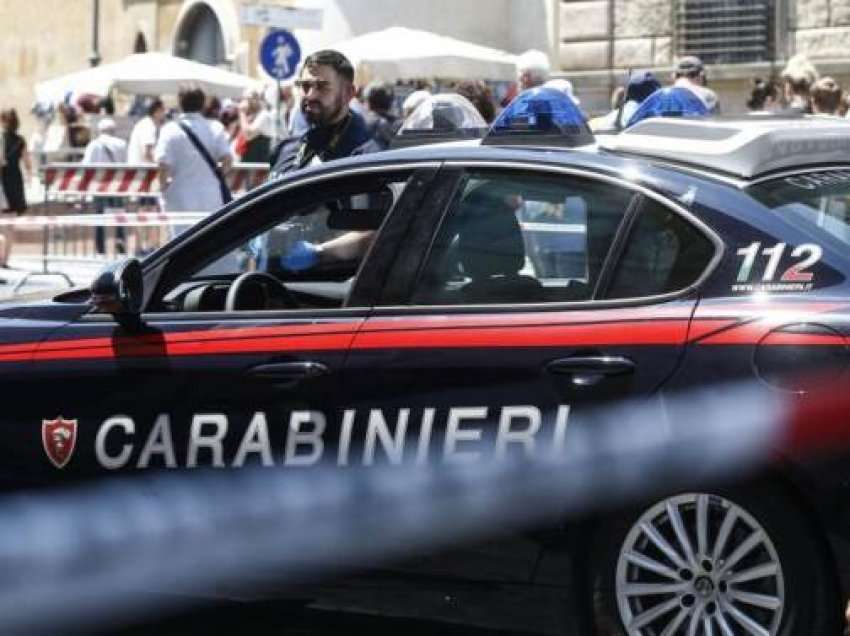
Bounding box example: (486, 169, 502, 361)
(615, 493, 785, 635)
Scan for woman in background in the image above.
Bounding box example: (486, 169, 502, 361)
(0, 108, 31, 268)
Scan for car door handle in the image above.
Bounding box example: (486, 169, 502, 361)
(247, 361, 331, 384)
(546, 356, 635, 386)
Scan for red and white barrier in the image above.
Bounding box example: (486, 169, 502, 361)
(41, 163, 269, 198)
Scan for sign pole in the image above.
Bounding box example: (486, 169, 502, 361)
(276, 77, 283, 147)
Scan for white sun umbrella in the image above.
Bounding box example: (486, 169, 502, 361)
(35, 52, 262, 104)
(330, 27, 518, 84)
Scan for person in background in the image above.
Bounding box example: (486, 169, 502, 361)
(127, 98, 165, 164)
(0, 109, 31, 269)
(746, 78, 779, 113)
(672, 56, 719, 113)
(203, 96, 222, 121)
(516, 50, 551, 91)
(590, 71, 660, 131)
(781, 54, 819, 112)
(364, 82, 399, 149)
(83, 117, 127, 164)
(456, 80, 496, 123)
(544, 79, 582, 108)
(236, 88, 273, 162)
(402, 90, 431, 120)
(219, 102, 241, 150)
(83, 118, 128, 255)
(155, 87, 232, 214)
(811, 77, 843, 116)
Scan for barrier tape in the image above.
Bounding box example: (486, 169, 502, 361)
(0, 212, 209, 229)
(0, 378, 844, 633)
(41, 162, 269, 197)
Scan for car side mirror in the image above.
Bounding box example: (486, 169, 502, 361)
(90, 258, 143, 329)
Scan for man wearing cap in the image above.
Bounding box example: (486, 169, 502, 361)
(591, 71, 661, 131)
(82, 118, 128, 255)
(673, 56, 719, 113)
(268, 49, 378, 180)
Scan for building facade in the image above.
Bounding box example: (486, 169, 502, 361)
(558, 0, 850, 114)
(3, 0, 850, 138)
(0, 0, 555, 136)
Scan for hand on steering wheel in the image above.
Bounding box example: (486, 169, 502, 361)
(225, 271, 299, 311)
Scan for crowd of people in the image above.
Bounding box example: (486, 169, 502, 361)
(3, 46, 850, 269)
(747, 54, 850, 118)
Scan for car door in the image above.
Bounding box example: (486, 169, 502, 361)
(21, 164, 438, 486)
(342, 165, 721, 582)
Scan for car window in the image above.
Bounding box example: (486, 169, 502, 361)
(748, 170, 850, 250)
(410, 170, 634, 305)
(604, 198, 715, 300)
(158, 178, 410, 312)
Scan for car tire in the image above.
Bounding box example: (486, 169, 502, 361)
(589, 483, 840, 636)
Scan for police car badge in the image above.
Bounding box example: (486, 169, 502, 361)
(42, 417, 78, 469)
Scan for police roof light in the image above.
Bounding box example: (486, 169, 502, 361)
(392, 94, 489, 148)
(626, 87, 709, 128)
(483, 87, 594, 147)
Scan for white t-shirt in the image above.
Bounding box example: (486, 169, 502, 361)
(82, 134, 128, 163)
(250, 108, 275, 138)
(155, 113, 232, 212)
(127, 117, 158, 164)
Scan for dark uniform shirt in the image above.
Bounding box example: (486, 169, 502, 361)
(268, 110, 378, 180)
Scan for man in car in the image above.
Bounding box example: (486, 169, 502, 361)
(269, 49, 378, 179)
(262, 50, 380, 270)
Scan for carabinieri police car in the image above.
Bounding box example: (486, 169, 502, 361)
(4, 89, 850, 636)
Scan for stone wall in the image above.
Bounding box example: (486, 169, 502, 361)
(794, 0, 850, 60)
(558, 0, 673, 72)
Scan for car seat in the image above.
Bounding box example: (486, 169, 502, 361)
(457, 190, 544, 304)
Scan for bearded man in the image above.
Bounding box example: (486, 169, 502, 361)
(269, 50, 377, 179)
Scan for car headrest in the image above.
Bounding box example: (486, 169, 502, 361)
(457, 190, 525, 278)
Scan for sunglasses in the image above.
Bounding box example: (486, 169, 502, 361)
(295, 80, 332, 93)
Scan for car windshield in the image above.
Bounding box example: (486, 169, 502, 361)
(748, 169, 850, 249)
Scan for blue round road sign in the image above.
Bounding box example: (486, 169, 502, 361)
(260, 29, 301, 81)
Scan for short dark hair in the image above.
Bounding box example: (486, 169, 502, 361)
(0, 108, 20, 134)
(366, 83, 394, 112)
(178, 87, 206, 113)
(303, 49, 355, 83)
(147, 97, 165, 117)
(812, 76, 842, 114)
(455, 80, 496, 123)
(746, 78, 778, 111)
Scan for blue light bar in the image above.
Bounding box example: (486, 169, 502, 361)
(483, 87, 594, 147)
(626, 87, 709, 128)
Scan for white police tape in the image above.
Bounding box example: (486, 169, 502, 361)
(0, 212, 210, 229)
(0, 378, 835, 633)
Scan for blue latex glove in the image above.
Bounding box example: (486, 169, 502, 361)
(281, 240, 320, 272)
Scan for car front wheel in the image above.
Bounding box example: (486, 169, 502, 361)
(592, 487, 840, 636)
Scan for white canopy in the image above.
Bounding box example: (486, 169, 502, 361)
(330, 27, 518, 83)
(34, 53, 262, 104)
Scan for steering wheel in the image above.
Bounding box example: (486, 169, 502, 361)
(225, 272, 299, 311)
